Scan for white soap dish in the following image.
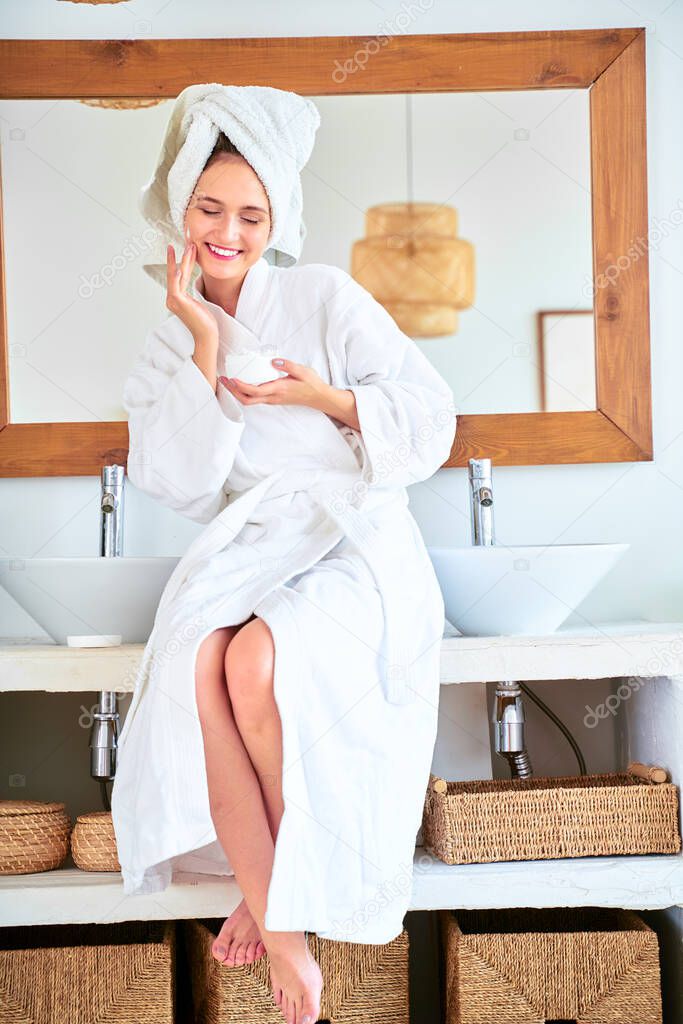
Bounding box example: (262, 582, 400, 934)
(66, 634, 123, 648)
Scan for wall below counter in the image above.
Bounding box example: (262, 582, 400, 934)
(0, 675, 620, 825)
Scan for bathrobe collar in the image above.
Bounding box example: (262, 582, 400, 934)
(191, 255, 270, 336)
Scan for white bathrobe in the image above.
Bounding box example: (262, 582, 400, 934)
(110, 256, 457, 943)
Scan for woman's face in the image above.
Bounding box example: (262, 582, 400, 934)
(184, 154, 271, 281)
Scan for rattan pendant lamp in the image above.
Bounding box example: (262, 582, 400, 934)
(351, 95, 475, 337)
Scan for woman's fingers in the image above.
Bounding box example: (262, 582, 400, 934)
(218, 377, 272, 403)
(179, 241, 195, 291)
(166, 244, 176, 290)
(227, 378, 277, 397)
(218, 377, 251, 401)
(166, 244, 184, 300)
(166, 242, 196, 298)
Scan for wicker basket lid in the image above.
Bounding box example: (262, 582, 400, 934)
(75, 811, 113, 826)
(0, 799, 67, 817)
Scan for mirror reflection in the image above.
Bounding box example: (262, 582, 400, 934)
(1, 89, 594, 424)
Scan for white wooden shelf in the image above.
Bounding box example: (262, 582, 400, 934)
(2, 618, 683, 692)
(1, 847, 682, 928)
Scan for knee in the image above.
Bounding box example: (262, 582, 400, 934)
(224, 619, 275, 726)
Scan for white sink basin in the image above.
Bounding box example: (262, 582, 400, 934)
(428, 543, 629, 636)
(0, 557, 180, 645)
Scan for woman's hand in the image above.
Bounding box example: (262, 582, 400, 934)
(219, 358, 325, 407)
(219, 358, 361, 430)
(166, 239, 218, 343)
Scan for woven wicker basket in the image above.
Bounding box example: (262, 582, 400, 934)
(440, 906, 662, 1023)
(422, 767, 681, 864)
(0, 800, 71, 875)
(71, 810, 121, 871)
(0, 919, 176, 1023)
(183, 918, 409, 1023)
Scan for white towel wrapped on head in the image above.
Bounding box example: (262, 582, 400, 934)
(138, 82, 321, 289)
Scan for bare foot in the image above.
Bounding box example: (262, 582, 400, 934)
(211, 898, 266, 966)
(267, 931, 323, 1024)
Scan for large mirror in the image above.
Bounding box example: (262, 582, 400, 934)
(0, 29, 652, 472)
(1, 88, 594, 424)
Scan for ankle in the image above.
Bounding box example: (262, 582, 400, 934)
(262, 928, 307, 954)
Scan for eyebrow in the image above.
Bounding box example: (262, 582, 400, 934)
(195, 193, 269, 214)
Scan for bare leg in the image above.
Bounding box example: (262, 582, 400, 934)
(195, 622, 322, 1024)
(225, 618, 285, 838)
(224, 618, 323, 1024)
(201, 616, 274, 967)
(194, 624, 266, 967)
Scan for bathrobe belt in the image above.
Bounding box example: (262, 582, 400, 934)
(156, 467, 418, 705)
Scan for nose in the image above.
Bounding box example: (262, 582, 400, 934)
(208, 212, 246, 235)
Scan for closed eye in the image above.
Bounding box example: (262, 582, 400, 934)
(201, 209, 259, 224)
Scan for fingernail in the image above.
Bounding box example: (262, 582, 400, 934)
(273, 358, 284, 365)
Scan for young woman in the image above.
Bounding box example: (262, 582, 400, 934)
(113, 97, 456, 1024)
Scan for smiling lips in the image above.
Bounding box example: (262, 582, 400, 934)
(205, 242, 242, 261)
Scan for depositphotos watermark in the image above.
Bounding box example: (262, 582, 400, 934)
(332, 0, 435, 83)
(582, 633, 683, 728)
(328, 853, 433, 941)
(78, 615, 209, 728)
(325, 400, 458, 514)
(581, 198, 683, 300)
(77, 199, 187, 299)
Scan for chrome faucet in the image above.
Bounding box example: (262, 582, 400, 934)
(100, 464, 125, 557)
(89, 465, 125, 808)
(470, 457, 533, 778)
(468, 458, 495, 546)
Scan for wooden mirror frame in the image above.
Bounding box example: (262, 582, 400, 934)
(0, 28, 652, 474)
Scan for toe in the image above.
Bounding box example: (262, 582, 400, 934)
(211, 940, 228, 964)
(224, 938, 239, 966)
(233, 942, 247, 966)
(302, 990, 318, 1024)
(270, 966, 282, 1006)
(243, 939, 257, 964)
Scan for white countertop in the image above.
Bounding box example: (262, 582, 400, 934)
(2, 619, 683, 692)
(0, 847, 681, 927)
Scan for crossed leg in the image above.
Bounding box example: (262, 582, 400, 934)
(194, 618, 264, 967)
(194, 615, 322, 1024)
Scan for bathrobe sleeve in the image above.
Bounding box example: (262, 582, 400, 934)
(330, 275, 457, 489)
(123, 323, 246, 524)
